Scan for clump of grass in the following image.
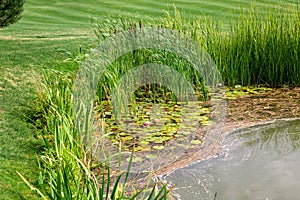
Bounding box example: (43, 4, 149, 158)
(93, 2, 300, 90)
(160, 4, 300, 87)
(221, 4, 300, 86)
(18, 70, 169, 199)
(92, 17, 207, 104)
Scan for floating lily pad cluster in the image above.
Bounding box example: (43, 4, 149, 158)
(96, 99, 211, 152)
(95, 85, 272, 154)
(224, 85, 273, 100)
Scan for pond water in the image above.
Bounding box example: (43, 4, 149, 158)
(166, 119, 300, 200)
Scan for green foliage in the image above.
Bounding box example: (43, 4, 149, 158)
(160, 4, 300, 87)
(218, 5, 300, 86)
(0, 0, 25, 27)
(91, 3, 300, 158)
(2, 1, 299, 199)
(19, 70, 169, 200)
(93, 3, 300, 88)
(93, 17, 208, 105)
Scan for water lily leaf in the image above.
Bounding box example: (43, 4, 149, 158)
(153, 138, 164, 144)
(225, 96, 237, 100)
(248, 90, 259, 94)
(146, 136, 162, 142)
(163, 132, 175, 136)
(199, 116, 210, 121)
(201, 120, 212, 126)
(111, 126, 119, 132)
(191, 140, 202, 145)
(199, 107, 210, 113)
(161, 126, 168, 131)
(110, 139, 117, 144)
(162, 136, 171, 141)
(140, 141, 149, 145)
(145, 154, 158, 159)
(134, 145, 151, 152)
(121, 136, 134, 141)
(119, 132, 129, 136)
(172, 113, 182, 117)
(152, 145, 164, 150)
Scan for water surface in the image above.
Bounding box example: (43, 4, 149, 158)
(166, 119, 300, 200)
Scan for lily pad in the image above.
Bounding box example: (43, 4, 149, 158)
(152, 146, 164, 150)
(201, 120, 213, 126)
(139, 141, 149, 145)
(133, 145, 151, 152)
(191, 140, 202, 145)
(152, 138, 165, 144)
(199, 116, 210, 121)
(121, 136, 134, 141)
(145, 154, 158, 159)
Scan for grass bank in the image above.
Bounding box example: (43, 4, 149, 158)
(0, 67, 40, 199)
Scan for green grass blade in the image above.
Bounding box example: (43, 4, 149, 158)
(110, 173, 123, 200)
(16, 171, 48, 200)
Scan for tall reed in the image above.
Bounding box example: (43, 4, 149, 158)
(93, 17, 207, 104)
(18, 70, 169, 199)
(161, 4, 300, 87)
(93, 2, 300, 89)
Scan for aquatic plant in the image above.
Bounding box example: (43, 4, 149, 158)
(18, 70, 169, 199)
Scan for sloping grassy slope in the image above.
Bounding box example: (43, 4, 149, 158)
(0, 67, 42, 200)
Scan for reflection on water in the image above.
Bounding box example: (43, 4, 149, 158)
(166, 119, 300, 200)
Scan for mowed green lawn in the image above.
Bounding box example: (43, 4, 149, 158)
(0, 0, 298, 199)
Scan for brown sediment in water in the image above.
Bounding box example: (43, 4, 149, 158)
(153, 87, 300, 176)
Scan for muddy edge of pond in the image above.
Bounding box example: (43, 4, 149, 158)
(153, 117, 300, 177)
(95, 87, 300, 181)
(153, 87, 300, 176)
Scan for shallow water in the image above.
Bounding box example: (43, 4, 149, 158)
(166, 119, 300, 200)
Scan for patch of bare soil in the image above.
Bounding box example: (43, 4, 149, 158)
(154, 87, 300, 176)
